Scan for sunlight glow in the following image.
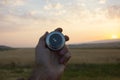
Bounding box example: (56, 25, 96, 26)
(112, 35, 118, 39)
(0, 0, 120, 47)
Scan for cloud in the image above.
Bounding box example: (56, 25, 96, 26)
(0, 0, 26, 6)
(107, 5, 120, 19)
(0, 0, 120, 47)
(44, 3, 63, 10)
(0, 8, 59, 33)
(0, 0, 119, 33)
(43, 2, 66, 16)
(99, 0, 107, 4)
(0, 14, 26, 32)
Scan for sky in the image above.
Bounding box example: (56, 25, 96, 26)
(0, 0, 120, 47)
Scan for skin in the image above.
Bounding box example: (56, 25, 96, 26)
(17, 28, 71, 80)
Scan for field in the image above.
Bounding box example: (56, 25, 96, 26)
(0, 48, 120, 80)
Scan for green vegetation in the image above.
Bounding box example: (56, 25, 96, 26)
(62, 63, 120, 80)
(0, 63, 120, 80)
(0, 64, 31, 80)
(0, 48, 120, 80)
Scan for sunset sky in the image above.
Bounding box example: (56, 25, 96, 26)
(0, 0, 120, 47)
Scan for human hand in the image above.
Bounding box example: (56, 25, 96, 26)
(29, 28, 71, 80)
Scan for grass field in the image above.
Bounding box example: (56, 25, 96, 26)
(0, 48, 120, 80)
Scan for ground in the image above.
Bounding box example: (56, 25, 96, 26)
(0, 48, 120, 80)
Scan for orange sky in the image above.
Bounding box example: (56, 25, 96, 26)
(0, 0, 120, 47)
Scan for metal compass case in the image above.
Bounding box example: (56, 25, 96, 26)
(46, 31, 65, 51)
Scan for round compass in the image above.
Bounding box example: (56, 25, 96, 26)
(46, 31, 65, 51)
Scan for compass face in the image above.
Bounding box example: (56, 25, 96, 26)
(46, 31, 65, 51)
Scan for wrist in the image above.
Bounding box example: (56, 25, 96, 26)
(29, 65, 62, 80)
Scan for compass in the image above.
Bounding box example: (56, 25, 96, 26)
(46, 31, 65, 51)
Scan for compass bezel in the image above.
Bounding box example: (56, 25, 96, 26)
(46, 31, 65, 51)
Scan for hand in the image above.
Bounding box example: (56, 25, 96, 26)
(29, 28, 71, 80)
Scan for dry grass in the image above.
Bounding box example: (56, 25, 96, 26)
(69, 48, 120, 64)
(0, 48, 35, 65)
(0, 48, 120, 80)
(0, 48, 120, 65)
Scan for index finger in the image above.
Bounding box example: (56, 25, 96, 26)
(54, 28, 63, 33)
(37, 32, 48, 47)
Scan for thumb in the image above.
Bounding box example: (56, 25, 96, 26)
(37, 32, 48, 47)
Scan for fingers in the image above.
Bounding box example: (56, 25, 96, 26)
(64, 35, 69, 41)
(59, 46, 71, 65)
(59, 51, 71, 65)
(55, 28, 69, 41)
(37, 32, 48, 47)
(59, 46, 68, 56)
(54, 28, 70, 64)
(55, 28, 63, 32)
(37, 28, 69, 48)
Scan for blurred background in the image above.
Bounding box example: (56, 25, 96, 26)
(0, 0, 120, 80)
(0, 0, 120, 47)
